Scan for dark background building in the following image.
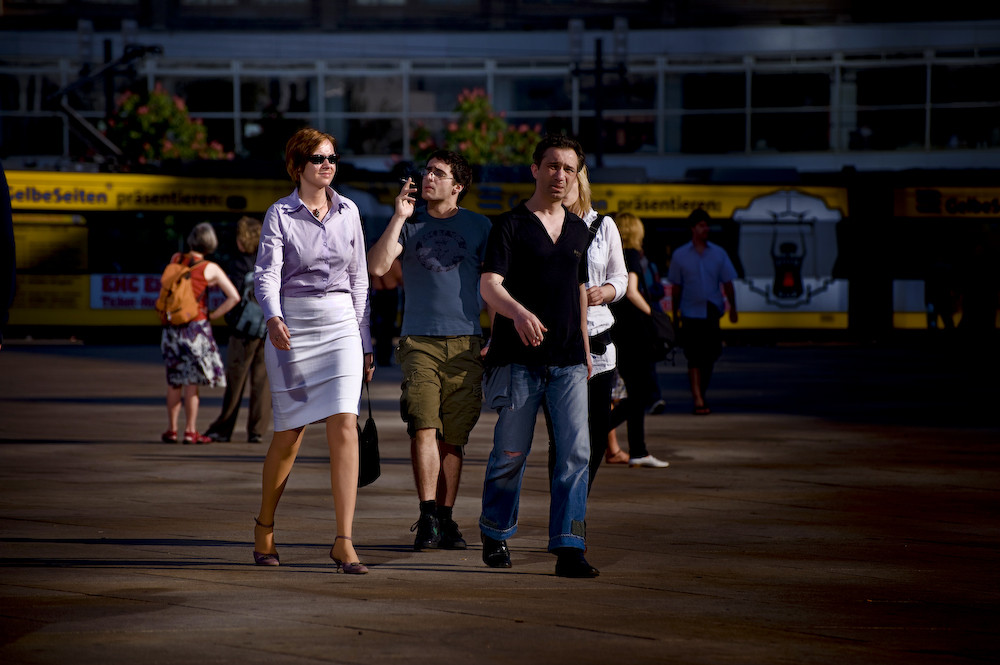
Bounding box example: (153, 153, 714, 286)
(2, 1, 999, 179)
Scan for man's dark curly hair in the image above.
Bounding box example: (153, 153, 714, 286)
(427, 149, 473, 202)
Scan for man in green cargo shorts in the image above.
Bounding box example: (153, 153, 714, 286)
(367, 149, 492, 551)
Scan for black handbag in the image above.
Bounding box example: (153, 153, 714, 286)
(357, 382, 380, 487)
(649, 309, 676, 361)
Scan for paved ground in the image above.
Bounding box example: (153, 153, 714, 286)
(0, 339, 997, 664)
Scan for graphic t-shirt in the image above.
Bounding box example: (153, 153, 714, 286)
(397, 206, 492, 336)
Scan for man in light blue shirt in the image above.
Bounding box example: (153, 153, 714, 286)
(668, 209, 738, 415)
(368, 150, 492, 552)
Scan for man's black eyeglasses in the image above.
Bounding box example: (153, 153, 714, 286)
(309, 154, 339, 165)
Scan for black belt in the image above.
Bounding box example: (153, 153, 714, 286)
(589, 329, 612, 355)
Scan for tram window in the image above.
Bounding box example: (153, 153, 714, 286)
(345, 118, 404, 156)
(854, 66, 926, 106)
(11, 214, 88, 274)
(344, 75, 405, 113)
(682, 72, 745, 111)
(851, 109, 924, 150)
(752, 72, 831, 109)
(85, 213, 238, 274)
(932, 64, 1000, 104)
(931, 108, 1000, 149)
(620, 71, 657, 110)
(409, 75, 488, 114)
(494, 75, 571, 112)
(2, 117, 64, 157)
(241, 75, 317, 113)
(166, 77, 237, 113)
(681, 112, 745, 154)
(751, 111, 830, 152)
(931, 65, 1000, 148)
(579, 114, 657, 155)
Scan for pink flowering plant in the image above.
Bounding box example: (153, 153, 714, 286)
(103, 82, 233, 165)
(411, 88, 541, 166)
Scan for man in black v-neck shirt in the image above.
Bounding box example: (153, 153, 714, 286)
(482, 203, 590, 368)
(478, 135, 599, 579)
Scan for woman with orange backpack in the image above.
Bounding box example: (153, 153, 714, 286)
(158, 222, 240, 444)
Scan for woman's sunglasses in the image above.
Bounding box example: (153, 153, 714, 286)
(308, 154, 339, 165)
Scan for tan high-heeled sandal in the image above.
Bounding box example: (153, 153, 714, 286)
(253, 516, 279, 566)
(330, 535, 368, 575)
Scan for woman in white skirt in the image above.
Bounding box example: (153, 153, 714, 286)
(252, 128, 375, 574)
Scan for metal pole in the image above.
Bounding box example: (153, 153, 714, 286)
(595, 38, 604, 168)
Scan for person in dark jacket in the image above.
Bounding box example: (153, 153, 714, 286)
(206, 216, 272, 442)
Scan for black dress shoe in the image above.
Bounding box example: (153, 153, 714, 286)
(554, 548, 599, 578)
(481, 533, 512, 568)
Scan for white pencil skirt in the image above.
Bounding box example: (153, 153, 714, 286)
(264, 293, 363, 432)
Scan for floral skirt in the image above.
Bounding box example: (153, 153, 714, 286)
(161, 319, 226, 388)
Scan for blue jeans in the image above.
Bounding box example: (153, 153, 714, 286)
(479, 363, 590, 551)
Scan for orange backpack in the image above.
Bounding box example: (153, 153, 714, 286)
(155, 255, 204, 326)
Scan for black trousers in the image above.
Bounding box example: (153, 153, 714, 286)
(607, 352, 658, 459)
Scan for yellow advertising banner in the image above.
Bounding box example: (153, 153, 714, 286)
(8, 171, 851, 219)
(895, 187, 1000, 218)
(7, 171, 290, 214)
(464, 183, 850, 218)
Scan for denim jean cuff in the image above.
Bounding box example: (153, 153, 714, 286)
(479, 517, 517, 542)
(547, 534, 586, 551)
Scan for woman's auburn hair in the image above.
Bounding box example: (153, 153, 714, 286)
(285, 128, 338, 186)
(235, 216, 262, 253)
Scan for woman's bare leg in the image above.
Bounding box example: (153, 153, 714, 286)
(166, 385, 183, 431)
(182, 384, 199, 433)
(255, 426, 305, 554)
(326, 413, 360, 563)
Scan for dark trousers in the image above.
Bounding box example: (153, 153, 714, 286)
(545, 367, 616, 495)
(607, 354, 658, 459)
(207, 334, 271, 439)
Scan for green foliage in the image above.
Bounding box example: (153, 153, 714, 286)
(411, 88, 541, 166)
(103, 82, 233, 165)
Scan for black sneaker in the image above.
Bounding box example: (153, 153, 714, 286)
(439, 519, 468, 550)
(410, 513, 441, 551)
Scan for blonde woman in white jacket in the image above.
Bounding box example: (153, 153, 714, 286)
(545, 165, 629, 493)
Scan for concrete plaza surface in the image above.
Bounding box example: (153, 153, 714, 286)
(0, 340, 997, 665)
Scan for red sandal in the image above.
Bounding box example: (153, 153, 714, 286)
(183, 431, 211, 444)
(161, 430, 178, 443)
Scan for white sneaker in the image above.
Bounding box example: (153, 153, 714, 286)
(629, 455, 669, 468)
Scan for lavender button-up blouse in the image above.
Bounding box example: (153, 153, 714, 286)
(255, 187, 373, 353)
